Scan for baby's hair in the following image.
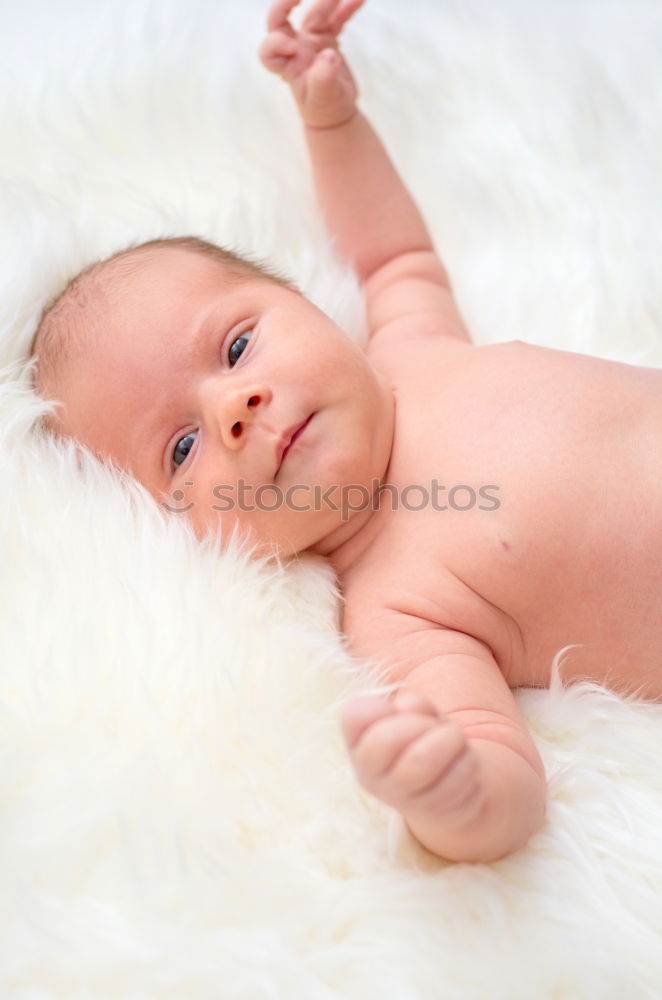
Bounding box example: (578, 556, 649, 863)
(30, 235, 295, 405)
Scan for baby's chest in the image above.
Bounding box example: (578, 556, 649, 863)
(370, 336, 524, 495)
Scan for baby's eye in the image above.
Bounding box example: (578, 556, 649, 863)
(227, 329, 253, 367)
(172, 430, 197, 468)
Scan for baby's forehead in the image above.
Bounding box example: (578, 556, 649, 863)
(96, 246, 263, 315)
(80, 249, 267, 355)
(73, 245, 247, 306)
(33, 243, 290, 402)
(40, 249, 218, 350)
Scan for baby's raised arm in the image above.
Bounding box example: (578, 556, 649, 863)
(259, 0, 471, 343)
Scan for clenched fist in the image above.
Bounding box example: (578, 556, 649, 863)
(341, 688, 484, 826)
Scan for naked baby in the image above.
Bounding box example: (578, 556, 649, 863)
(31, 0, 662, 863)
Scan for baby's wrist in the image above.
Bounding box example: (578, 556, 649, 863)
(302, 107, 359, 132)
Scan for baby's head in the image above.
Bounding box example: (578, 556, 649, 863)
(31, 237, 393, 556)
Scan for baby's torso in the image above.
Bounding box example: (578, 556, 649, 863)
(340, 333, 662, 700)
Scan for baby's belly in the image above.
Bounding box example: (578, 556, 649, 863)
(507, 582, 662, 702)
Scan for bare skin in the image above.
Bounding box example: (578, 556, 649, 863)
(36, 0, 662, 862)
(48, 251, 394, 558)
(259, 0, 662, 861)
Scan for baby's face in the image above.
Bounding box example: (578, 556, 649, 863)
(53, 249, 393, 555)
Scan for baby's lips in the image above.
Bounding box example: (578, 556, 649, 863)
(276, 414, 313, 474)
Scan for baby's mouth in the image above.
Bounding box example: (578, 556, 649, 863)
(276, 414, 313, 474)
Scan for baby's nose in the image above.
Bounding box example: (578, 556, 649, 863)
(207, 381, 272, 449)
(228, 392, 262, 442)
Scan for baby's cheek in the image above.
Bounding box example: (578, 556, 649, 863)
(320, 441, 374, 493)
(156, 481, 219, 538)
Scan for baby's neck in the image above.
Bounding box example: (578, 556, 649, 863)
(309, 497, 386, 576)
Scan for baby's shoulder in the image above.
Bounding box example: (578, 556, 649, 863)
(365, 326, 537, 397)
(364, 319, 474, 375)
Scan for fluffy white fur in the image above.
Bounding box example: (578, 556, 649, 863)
(1, 0, 662, 996)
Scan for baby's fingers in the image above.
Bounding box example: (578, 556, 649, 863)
(348, 712, 439, 789)
(341, 690, 437, 750)
(389, 722, 469, 803)
(267, 0, 301, 33)
(259, 31, 298, 73)
(327, 0, 366, 36)
(303, 0, 365, 36)
(341, 693, 395, 750)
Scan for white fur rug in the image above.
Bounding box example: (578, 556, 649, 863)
(1, 0, 662, 996)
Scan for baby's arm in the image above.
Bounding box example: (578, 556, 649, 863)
(342, 623, 546, 862)
(259, 0, 471, 342)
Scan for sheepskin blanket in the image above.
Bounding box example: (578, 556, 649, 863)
(1, 0, 662, 996)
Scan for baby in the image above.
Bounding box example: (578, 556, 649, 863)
(31, 0, 662, 863)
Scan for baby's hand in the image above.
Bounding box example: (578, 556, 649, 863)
(259, 0, 364, 129)
(341, 689, 483, 826)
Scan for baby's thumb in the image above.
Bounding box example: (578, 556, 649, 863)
(306, 48, 341, 101)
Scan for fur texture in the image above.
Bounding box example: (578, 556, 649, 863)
(1, 0, 661, 996)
